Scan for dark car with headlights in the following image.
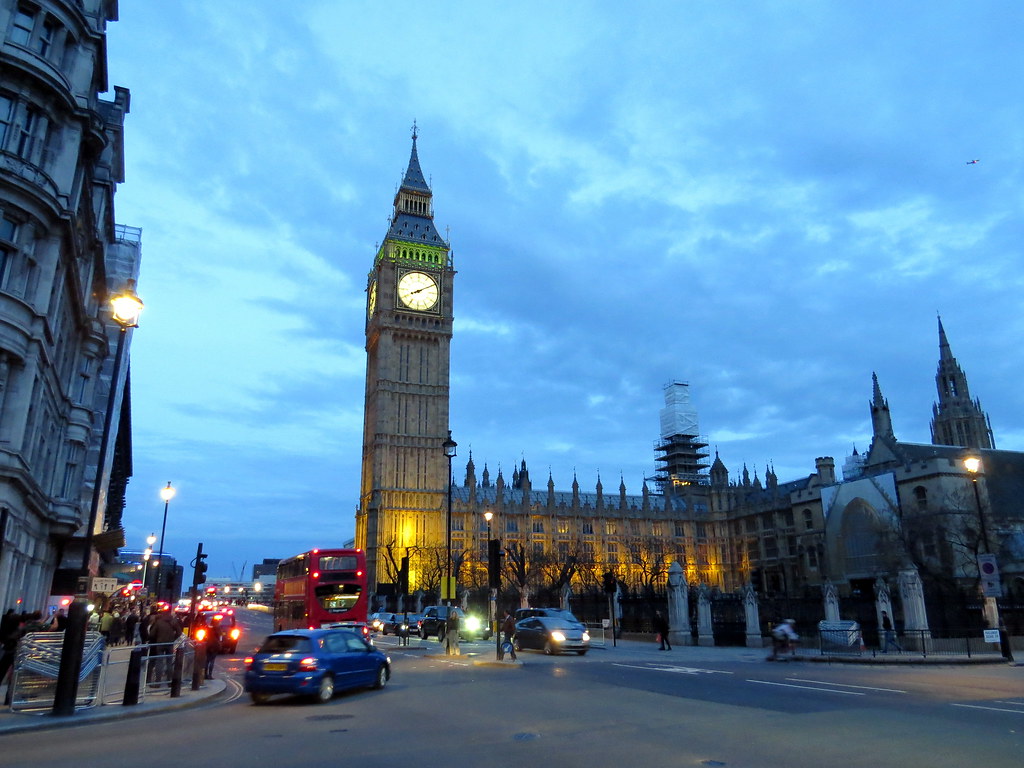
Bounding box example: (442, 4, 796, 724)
(514, 607, 585, 631)
(418, 605, 491, 641)
(514, 616, 590, 655)
(244, 628, 390, 704)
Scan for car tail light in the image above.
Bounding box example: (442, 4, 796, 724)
(195, 628, 208, 642)
(230, 628, 241, 640)
(244, 656, 254, 670)
(298, 657, 318, 671)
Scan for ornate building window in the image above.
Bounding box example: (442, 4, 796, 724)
(582, 522, 593, 535)
(532, 519, 544, 534)
(451, 517, 464, 532)
(8, 6, 35, 47)
(651, 522, 662, 537)
(606, 542, 618, 565)
(604, 521, 617, 536)
(505, 518, 518, 533)
(803, 509, 814, 530)
(556, 518, 569, 535)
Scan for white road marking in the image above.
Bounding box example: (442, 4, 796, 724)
(747, 679, 864, 695)
(612, 663, 732, 676)
(786, 677, 907, 694)
(951, 703, 1024, 715)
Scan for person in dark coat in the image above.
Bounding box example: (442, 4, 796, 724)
(203, 622, 222, 679)
(653, 610, 671, 650)
(124, 610, 139, 645)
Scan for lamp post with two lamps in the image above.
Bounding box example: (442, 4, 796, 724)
(155, 482, 176, 602)
(140, 533, 156, 593)
(442, 431, 457, 606)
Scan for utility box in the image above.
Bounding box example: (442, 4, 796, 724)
(818, 620, 861, 655)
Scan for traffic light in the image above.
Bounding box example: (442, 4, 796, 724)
(488, 538, 503, 589)
(602, 571, 617, 594)
(397, 556, 409, 595)
(193, 544, 208, 586)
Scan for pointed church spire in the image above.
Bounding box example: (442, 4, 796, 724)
(930, 317, 995, 449)
(870, 372, 895, 441)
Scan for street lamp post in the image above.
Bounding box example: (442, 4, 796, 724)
(55, 280, 143, 717)
(155, 482, 176, 602)
(963, 456, 1007, 658)
(442, 431, 457, 606)
(484, 510, 498, 658)
(141, 533, 156, 594)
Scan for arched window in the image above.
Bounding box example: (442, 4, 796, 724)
(913, 486, 927, 512)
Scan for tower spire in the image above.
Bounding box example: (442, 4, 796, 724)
(930, 318, 994, 449)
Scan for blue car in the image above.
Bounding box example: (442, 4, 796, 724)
(244, 628, 391, 704)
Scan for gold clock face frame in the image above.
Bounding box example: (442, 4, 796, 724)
(368, 280, 377, 318)
(397, 270, 439, 311)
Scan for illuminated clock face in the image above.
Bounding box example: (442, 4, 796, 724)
(397, 271, 439, 311)
(367, 280, 377, 318)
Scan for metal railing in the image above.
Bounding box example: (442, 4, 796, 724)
(7, 635, 198, 714)
(815, 629, 1007, 660)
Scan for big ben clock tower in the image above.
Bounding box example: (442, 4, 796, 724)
(356, 128, 454, 594)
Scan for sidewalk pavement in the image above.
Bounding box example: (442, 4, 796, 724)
(0, 637, 1015, 734)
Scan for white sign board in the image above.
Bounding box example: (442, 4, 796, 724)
(983, 629, 1001, 644)
(90, 577, 119, 594)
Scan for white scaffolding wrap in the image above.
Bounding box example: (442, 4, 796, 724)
(660, 381, 699, 438)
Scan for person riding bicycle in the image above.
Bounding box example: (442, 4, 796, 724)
(770, 618, 799, 660)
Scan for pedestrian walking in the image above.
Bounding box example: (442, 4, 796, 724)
(444, 609, 460, 656)
(653, 610, 671, 650)
(881, 611, 901, 653)
(500, 610, 517, 661)
(146, 608, 182, 684)
(203, 622, 222, 679)
(109, 611, 125, 645)
(124, 610, 139, 645)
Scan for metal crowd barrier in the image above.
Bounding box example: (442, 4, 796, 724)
(7, 634, 198, 714)
(9, 631, 105, 713)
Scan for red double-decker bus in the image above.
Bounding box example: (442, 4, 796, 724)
(273, 548, 368, 630)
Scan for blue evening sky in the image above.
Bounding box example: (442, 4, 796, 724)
(105, 2, 1024, 579)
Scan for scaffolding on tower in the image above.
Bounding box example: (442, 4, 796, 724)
(652, 381, 709, 494)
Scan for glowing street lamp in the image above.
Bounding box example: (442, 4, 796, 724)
(442, 431, 457, 605)
(155, 482, 176, 601)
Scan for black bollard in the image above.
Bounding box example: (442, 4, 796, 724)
(169, 646, 184, 697)
(122, 646, 144, 705)
(52, 601, 88, 717)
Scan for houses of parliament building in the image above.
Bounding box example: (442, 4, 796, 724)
(355, 136, 1023, 607)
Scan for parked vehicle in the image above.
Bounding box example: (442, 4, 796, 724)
(514, 616, 590, 655)
(418, 605, 491, 641)
(244, 628, 390, 704)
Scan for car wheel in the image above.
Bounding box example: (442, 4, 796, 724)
(544, 640, 558, 655)
(437, 627, 446, 643)
(577, 650, 587, 656)
(250, 692, 271, 705)
(315, 674, 335, 703)
(514, 640, 522, 651)
(372, 664, 388, 690)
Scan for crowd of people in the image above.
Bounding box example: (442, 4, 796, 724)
(1, 602, 227, 695)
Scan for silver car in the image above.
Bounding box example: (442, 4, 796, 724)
(514, 616, 590, 655)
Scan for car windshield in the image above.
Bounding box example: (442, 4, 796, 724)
(260, 635, 313, 654)
(538, 617, 576, 629)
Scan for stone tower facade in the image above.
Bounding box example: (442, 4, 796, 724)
(355, 131, 455, 592)
(930, 317, 994, 450)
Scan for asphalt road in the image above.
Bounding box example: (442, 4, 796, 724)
(2, 610, 1021, 768)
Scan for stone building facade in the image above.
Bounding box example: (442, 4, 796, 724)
(0, 0, 137, 611)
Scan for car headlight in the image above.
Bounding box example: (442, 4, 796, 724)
(464, 616, 481, 631)
(582, 632, 590, 641)
(551, 631, 566, 642)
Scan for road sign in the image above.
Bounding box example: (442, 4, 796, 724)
(90, 577, 119, 594)
(977, 554, 1003, 597)
(983, 629, 1001, 643)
